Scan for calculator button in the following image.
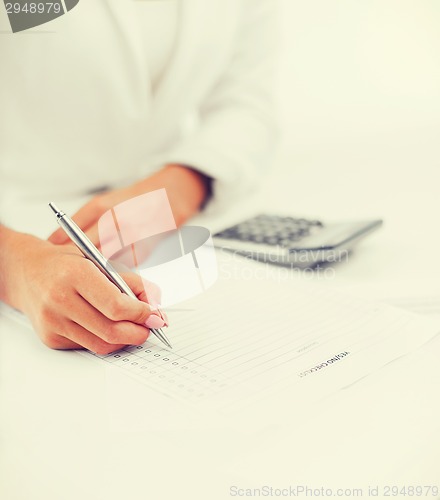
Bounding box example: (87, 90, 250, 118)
(263, 236, 279, 245)
(214, 215, 325, 247)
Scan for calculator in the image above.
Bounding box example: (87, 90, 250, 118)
(213, 215, 383, 267)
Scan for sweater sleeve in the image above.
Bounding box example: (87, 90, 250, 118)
(163, 0, 280, 211)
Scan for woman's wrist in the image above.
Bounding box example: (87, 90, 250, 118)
(133, 163, 212, 225)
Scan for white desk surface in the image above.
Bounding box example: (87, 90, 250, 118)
(2, 142, 440, 500)
(2, 2, 440, 496)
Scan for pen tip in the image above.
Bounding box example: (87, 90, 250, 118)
(151, 329, 173, 350)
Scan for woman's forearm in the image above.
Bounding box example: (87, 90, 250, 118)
(133, 164, 212, 225)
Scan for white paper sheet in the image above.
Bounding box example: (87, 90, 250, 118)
(79, 278, 440, 418)
(3, 276, 439, 425)
(383, 296, 440, 317)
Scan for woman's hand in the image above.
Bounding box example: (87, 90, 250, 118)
(1, 228, 164, 354)
(48, 164, 210, 248)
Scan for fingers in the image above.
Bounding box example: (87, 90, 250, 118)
(34, 246, 165, 352)
(42, 333, 83, 351)
(60, 321, 127, 355)
(69, 292, 152, 346)
(76, 270, 154, 326)
(41, 283, 151, 352)
(43, 324, 127, 355)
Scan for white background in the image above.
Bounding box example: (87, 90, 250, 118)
(1, 2, 440, 499)
(274, 0, 439, 206)
(255, 0, 440, 300)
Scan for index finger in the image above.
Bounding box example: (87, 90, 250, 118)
(75, 264, 154, 325)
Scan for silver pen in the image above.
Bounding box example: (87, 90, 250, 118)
(49, 202, 172, 349)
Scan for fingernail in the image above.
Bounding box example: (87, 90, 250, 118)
(145, 315, 166, 329)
